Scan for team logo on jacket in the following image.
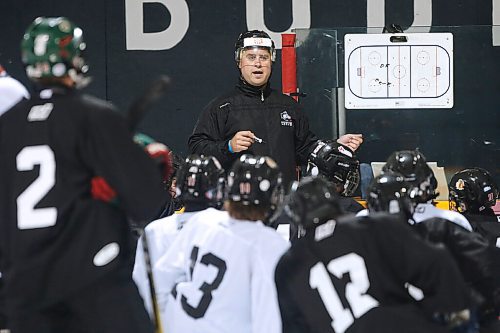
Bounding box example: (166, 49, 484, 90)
(280, 111, 293, 127)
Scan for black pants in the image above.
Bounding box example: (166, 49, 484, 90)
(8, 274, 153, 333)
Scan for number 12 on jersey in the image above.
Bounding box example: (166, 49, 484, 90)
(309, 253, 379, 333)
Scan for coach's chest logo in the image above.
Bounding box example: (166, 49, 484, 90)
(280, 111, 293, 127)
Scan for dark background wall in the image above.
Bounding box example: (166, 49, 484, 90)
(1, 0, 498, 182)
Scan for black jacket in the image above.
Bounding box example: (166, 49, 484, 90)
(188, 78, 318, 186)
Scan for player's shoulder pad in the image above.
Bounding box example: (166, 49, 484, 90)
(339, 212, 406, 230)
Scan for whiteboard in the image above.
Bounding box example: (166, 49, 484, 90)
(344, 33, 453, 109)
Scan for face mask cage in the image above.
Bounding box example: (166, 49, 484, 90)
(342, 169, 360, 196)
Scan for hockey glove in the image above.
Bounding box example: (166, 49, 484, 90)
(144, 142, 174, 185)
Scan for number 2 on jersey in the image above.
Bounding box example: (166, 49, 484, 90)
(309, 253, 379, 333)
(16, 145, 57, 229)
(181, 246, 227, 318)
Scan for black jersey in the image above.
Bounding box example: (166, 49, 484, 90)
(413, 217, 497, 313)
(464, 211, 500, 247)
(0, 87, 168, 313)
(275, 213, 468, 333)
(464, 211, 500, 301)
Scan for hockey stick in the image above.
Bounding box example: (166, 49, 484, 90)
(128, 75, 171, 131)
(138, 228, 165, 333)
(128, 75, 171, 333)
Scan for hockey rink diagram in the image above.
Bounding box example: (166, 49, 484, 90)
(344, 33, 454, 109)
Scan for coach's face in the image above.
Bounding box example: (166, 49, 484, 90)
(239, 48, 272, 87)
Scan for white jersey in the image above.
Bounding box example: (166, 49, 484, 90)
(154, 208, 290, 333)
(0, 76, 29, 116)
(133, 210, 201, 317)
(356, 203, 473, 231)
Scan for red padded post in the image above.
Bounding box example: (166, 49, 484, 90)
(281, 33, 298, 101)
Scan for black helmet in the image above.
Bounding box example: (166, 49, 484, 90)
(176, 155, 225, 207)
(226, 154, 283, 210)
(284, 176, 342, 230)
(448, 168, 499, 214)
(234, 30, 276, 63)
(383, 150, 437, 203)
(307, 140, 360, 196)
(366, 171, 415, 220)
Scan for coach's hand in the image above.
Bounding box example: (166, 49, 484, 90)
(229, 130, 255, 153)
(337, 134, 363, 151)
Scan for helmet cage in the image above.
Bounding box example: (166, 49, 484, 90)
(176, 155, 225, 208)
(307, 140, 360, 196)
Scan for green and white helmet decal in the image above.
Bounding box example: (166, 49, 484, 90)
(21, 17, 89, 84)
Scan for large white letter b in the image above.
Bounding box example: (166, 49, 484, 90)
(125, 0, 189, 50)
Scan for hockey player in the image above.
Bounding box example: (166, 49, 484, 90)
(449, 167, 500, 242)
(276, 176, 470, 333)
(281, 140, 363, 240)
(367, 171, 499, 332)
(378, 149, 473, 230)
(133, 154, 225, 319)
(133, 132, 180, 218)
(154, 154, 290, 333)
(449, 168, 500, 330)
(188, 29, 363, 187)
(0, 64, 29, 116)
(0, 17, 168, 333)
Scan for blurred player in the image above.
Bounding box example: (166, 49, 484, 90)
(449, 168, 500, 331)
(155, 154, 290, 333)
(449, 167, 500, 242)
(276, 176, 470, 333)
(0, 64, 29, 116)
(0, 17, 168, 333)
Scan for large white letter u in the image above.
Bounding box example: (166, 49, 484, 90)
(245, 0, 311, 49)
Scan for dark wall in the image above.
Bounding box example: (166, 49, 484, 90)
(1, 0, 498, 182)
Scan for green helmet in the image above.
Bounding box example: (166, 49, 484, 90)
(21, 17, 88, 84)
